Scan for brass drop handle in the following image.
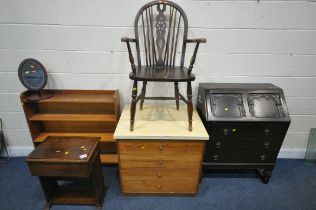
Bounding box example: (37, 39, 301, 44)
(159, 160, 164, 165)
(264, 142, 270, 149)
(260, 155, 266, 161)
(223, 128, 229, 135)
(215, 142, 222, 149)
(264, 129, 270, 136)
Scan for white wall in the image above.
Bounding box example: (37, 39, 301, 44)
(0, 0, 315, 157)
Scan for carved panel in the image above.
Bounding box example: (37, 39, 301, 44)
(210, 94, 246, 118)
(248, 93, 285, 118)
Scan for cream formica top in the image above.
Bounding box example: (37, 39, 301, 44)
(114, 104, 209, 140)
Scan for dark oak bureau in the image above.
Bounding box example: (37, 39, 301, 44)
(196, 83, 291, 183)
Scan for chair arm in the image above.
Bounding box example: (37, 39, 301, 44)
(186, 38, 206, 44)
(121, 37, 137, 73)
(121, 37, 137, 43)
(186, 38, 206, 74)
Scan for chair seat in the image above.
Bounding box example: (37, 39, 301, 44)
(129, 66, 195, 82)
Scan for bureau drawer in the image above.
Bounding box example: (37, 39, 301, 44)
(206, 137, 283, 157)
(121, 179, 198, 194)
(118, 140, 204, 155)
(120, 167, 199, 180)
(204, 150, 277, 163)
(209, 124, 286, 139)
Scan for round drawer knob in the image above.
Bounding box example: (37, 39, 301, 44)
(213, 155, 219, 161)
(158, 185, 161, 190)
(158, 172, 162, 177)
(159, 160, 164, 165)
(264, 142, 270, 149)
(260, 155, 266, 161)
(159, 145, 163, 151)
(215, 142, 222, 149)
(264, 129, 270, 136)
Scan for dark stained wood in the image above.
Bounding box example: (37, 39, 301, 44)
(26, 137, 106, 209)
(26, 137, 98, 162)
(174, 82, 180, 110)
(34, 132, 114, 143)
(129, 66, 195, 82)
(196, 83, 291, 184)
(20, 89, 120, 165)
(187, 81, 193, 131)
(121, 0, 205, 131)
(140, 81, 147, 110)
(130, 81, 138, 131)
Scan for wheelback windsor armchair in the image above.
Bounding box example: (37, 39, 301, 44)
(121, 0, 206, 131)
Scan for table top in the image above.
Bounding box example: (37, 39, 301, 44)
(26, 136, 99, 163)
(114, 104, 209, 140)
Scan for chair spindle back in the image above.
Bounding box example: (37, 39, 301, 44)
(134, 1, 188, 67)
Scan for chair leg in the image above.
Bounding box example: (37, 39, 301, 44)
(140, 81, 147, 110)
(187, 81, 193, 131)
(174, 82, 180, 110)
(130, 80, 138, 131)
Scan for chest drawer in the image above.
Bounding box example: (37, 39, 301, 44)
(118, 140, 204, 155)
(121, 179, 197, 194)
(120, 158, 200, 169)
(120, 167, 199, 180)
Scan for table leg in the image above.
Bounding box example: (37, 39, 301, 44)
(43, 203, 51, 210)
(93, 157, 106, 208)
(39, 177, 57, 210)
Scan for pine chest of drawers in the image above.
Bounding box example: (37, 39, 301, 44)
(118, 140, 204, 194)
(114, 104, 208, 195)
(196, 83, 291, 183)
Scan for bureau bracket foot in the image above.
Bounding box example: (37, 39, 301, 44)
(43, 203, 51, 210)
(256, 168, 272, 184)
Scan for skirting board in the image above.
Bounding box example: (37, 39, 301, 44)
(1, 146, 34, 157)
(1, 146, 306, 159)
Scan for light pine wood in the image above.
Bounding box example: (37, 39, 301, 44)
(100, 154, 118, 164)
(20, 89, 120, 165)
(120, 167, 199, 180)
(114, 104, 209, 140)
(118, 140, 204, 155)
(115, 104, 207, 195)
(121, 179, 198, 194)
(118, 140, 205, 195)
(119, 158, 200, 169)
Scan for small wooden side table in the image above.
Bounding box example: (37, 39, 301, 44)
(26, 136, 106, 210)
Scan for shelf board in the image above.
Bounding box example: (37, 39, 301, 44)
(34, 132, 115, 143)
(29, 114, 116, 122)
(38, 93, 115, 104)
(50, 186, 97, 205)
(100, 154, 118, 164)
